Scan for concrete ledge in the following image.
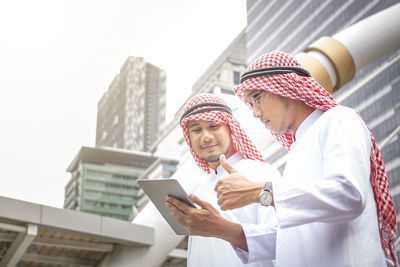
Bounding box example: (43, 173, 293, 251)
(0, 196, 41, 224)
(0, 196, 154, 246)
(102, 216, 154, 246)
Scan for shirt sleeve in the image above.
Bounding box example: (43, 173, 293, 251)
(231, 163, 281, 263)
(232, 219, 278, 263)
(273, 110, 372, 229)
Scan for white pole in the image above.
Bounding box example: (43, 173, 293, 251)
(333, 3, 400, 71)
(298, 3, 400, 92)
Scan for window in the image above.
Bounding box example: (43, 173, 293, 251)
(233, 71, 241, 85)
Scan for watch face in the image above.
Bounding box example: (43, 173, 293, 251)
(259, 191, 272, 206)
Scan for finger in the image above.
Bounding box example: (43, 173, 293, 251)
(169, 205, 189, 225)
(216, 193, 227, 207)
(214, 180, 221, 192)
(166, 196, 193, 214)
(220, 201, 232, 211)
(219, 154, 238, 174)
(166, 201, 185, 216)
(220, 204, 228, 211)
(166, 199, 186, 216)
(215, 185, 225, 199)
(217, 197, 223, 207)
(190, 194, 215, 211)
(189, 194, 207, 207)
(214, 178, 227, 192)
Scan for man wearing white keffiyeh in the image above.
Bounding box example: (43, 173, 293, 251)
(214, 51, 397, 267)
(166, 93, 281, 267)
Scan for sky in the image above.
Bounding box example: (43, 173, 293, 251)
(0, 0, 247, 208)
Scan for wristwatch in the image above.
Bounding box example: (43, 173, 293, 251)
(258, 181, 273, 206)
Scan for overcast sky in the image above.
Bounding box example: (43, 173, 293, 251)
(0, 0, 247, 208)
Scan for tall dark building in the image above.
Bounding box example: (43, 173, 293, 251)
(96, 56, 166, 152)
(246, 0, 400, 256)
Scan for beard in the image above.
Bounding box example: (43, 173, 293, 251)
(200, 154, 220, 163)
(200, 146, 231, 163)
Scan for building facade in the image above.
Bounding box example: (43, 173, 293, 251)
(96, 56, 166, 152)
(191, 29, 247, 95)
(64, 146, 156, 221)
(246, 0, 400, 257)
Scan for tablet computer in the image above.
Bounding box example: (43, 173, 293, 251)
(137, 178, 196, 235)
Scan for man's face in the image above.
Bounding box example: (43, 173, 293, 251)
(244, 89, 295, 135)
(188, 120, 236, 166)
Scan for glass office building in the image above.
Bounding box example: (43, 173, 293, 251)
(64, 146, 156, 221)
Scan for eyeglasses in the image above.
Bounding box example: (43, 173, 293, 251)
(246, 91, 264, 107)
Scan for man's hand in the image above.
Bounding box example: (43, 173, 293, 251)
(166, 194, 227, 237)
(214, 155, 265, 210)
(166, 194, 248, 250)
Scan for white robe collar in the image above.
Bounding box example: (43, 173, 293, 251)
(294, 108, 324, 142)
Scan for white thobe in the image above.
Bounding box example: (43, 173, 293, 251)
(235, 106, 386, 267)
(187, 152, 281, 267)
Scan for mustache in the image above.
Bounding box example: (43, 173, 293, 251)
(200, 144, 218, 149)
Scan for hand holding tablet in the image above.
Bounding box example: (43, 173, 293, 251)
(137, 178, 196, 235)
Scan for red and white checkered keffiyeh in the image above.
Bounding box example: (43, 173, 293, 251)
(234, 51, 398, 265)
(180, 93, 264, 174)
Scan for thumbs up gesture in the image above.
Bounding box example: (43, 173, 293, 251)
(214, 155, 265, 210)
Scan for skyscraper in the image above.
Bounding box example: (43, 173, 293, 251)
(96, 56, 166, 152)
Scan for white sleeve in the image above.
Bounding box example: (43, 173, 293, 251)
(231, 206, 278, 263)
(231, 163, 281, 263)
(273, 111, 372, 229)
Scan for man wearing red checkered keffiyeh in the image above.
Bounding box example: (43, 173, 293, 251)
(214, 51, 397, 267)
(180, 93, 264, 173)
(166, 93, 281, 267)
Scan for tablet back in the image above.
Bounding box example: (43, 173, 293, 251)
(137, 178, 195, 235)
